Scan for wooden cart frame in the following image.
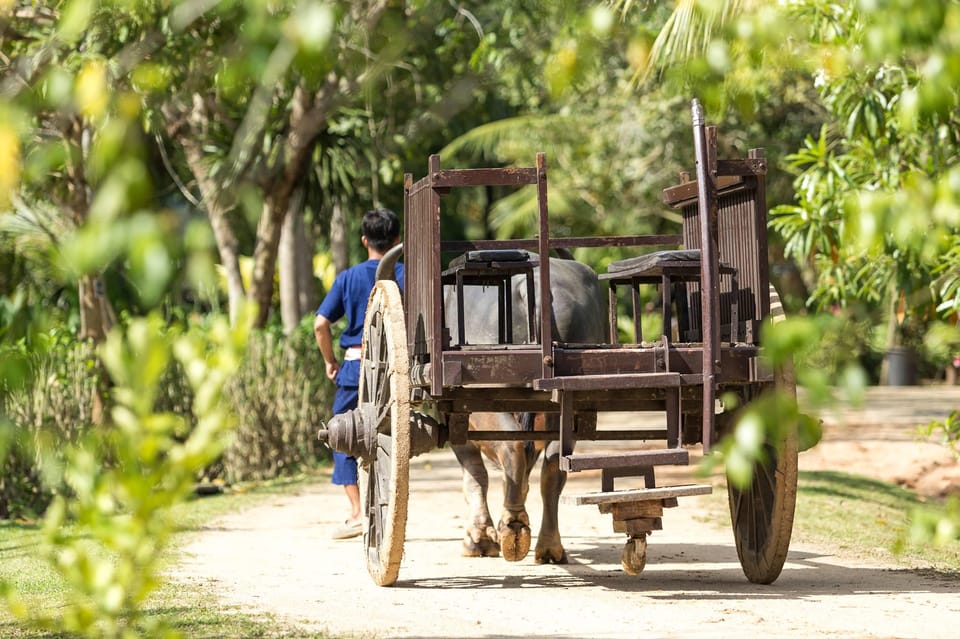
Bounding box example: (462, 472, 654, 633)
(321, 99, 798, 587)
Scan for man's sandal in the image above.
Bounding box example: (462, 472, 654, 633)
(331, 518, 362, 540)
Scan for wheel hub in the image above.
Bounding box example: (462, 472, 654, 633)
(318, 403, 379, 463)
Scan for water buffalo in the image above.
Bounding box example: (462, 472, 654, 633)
(444, 255, 608, 564)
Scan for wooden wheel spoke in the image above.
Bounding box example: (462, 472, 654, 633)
(375, 401, 392, 433)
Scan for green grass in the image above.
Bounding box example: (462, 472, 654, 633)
(794, 470, 960, 571)
(0, 472, 334, 639)
(700, 469, 960, 573)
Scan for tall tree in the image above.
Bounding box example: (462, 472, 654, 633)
(1, 11, 122, 342)
(152, 0, 500, 327)
(639, 0, 960, 322)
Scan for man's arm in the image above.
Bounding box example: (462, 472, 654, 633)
(314, 314, 340, 381)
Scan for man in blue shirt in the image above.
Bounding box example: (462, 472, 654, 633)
(314, 208, 404, 540)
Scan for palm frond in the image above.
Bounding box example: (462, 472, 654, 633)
(0, 196, 70, 283)
(1, 196, 69, 254)
(488, 178, 580, 240)
(440, 114, 579, 164)
(639, 0, 753, 84)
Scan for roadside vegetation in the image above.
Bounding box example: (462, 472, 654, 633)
(795, 471, 959, 570)
(0, 473, 333, 639)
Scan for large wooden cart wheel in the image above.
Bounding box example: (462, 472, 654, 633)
(728, 286, 798, 584)
(358, 280, 411, 586)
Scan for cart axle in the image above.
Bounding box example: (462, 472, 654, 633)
(318, 404, 442, 464)
(317, 404, 379, 463)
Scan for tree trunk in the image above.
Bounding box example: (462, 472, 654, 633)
(879, 286, 901, 385)
(77, 274, 116, 425)
(248, 81, 344, 327)
(166, 97, 246, 324)
(279, 188, 315, 333)
(65, 119, 116, 425)
(248, 148, 310, 328)
(249, 197, 282, 328)
(77, 274, 116, 342)
(210, 206, 245, 324)
(296, 215, 317, 317)
(279, 203, 298, 334)
(330, 199, 349, 274)
(205, 197, 245, 324)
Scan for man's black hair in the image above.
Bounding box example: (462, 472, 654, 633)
(362, 208, 401, 252)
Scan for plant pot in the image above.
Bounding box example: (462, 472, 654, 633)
(885, 347, 917, 386)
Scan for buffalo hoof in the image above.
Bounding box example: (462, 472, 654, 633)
(499, 521, 532, 562)
(462, 525, 500, 558)
(621, 535, 647, 575)
(534, 542, 568, 565)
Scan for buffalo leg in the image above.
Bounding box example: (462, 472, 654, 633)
(496, 435, 532, 562)
(535, 428, 568, 564)
(451, 441, 500, 557)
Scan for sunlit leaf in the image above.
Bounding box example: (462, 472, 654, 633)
(0, 123, 21, 209)
(75, 59, 109, 119)
(57, 0, 95, 43)
(725, 445, 753, 489)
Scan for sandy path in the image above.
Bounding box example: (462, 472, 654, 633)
(174, 388, 960, 638)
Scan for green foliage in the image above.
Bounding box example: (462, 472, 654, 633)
(711, 387, 806, 490)
(0, 335, 98, 519)
(442, 90, 693, 248)
(643, 0, 960, 329)
(920, 410, 960, 460)
(903, 496, 960, 550)
(0, 475, 335, 638)
(222, 319, 331, 481)
(770, 59, 957, 336)
(1, 318, 331, 519)
(762, 313, 870, 402)
(2, 309, 251, 638)
(645, 0, 960, 555)
(707, 314, 875, 490)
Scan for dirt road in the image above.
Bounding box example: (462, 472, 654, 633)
(174, 388, 960, 639)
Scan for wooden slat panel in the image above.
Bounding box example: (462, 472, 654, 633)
(612, 518, 663, 534)
(560, 448, 689, 472)
(676, 175, 767, 345)
(562, 483, 712, 506)
(599, 501, 664, 518)
(716, 157, 767, 176)
(440, 235, 683, 253)
(440, 349, 543, 388)
(404, 163, 443, 395)
(533, 372, 685, 392)
(431, 167, 538, 188)
(662, 175, 744, 206)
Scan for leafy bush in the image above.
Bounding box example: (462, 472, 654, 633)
(3, 311, 249, 637)
(0, 319, 334, 519)
(221, 319, 332, 482)
(0, 338, 97, 519)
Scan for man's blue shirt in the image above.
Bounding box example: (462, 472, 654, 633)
(316, 259, 405, 349)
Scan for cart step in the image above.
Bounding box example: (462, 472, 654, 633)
(560, 448, 688, 472)
(533, 372, 694, 391)
(561, 484, 712, 506)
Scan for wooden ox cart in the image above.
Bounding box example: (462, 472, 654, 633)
(319, 99, 798, 587)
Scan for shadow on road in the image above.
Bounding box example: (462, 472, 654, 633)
(398, 539, 959, 597)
